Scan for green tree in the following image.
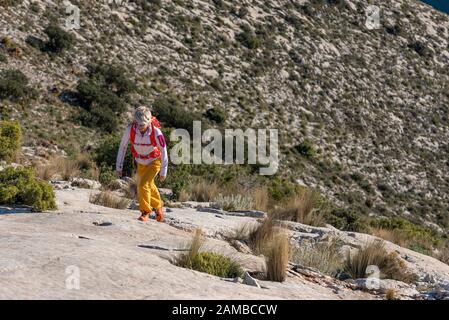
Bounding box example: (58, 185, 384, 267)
(0, 120, 21, 162)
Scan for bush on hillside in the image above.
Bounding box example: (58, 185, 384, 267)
(236, 25, 261, 49)
(369, 217, 440, 251)
(76, 63, 136, 132)
(408, 41, 432, 58)
(132, 0, 162, 12)
(0, 120, 21, 162)
(0, 52, 7, 63)
(0, 0, 23, 7)
(0, 69, 30, 101)
(43, 24, 75, 53)
(153, 94, 201, 133)
(294, 140, 316, 159)
(325, 207, 368, 232)
(0, 166, 56, 212)
(204, 107, 226, 124)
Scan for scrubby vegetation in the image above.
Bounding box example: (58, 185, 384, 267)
(94, 134, 134, 178)
(212, 194, 254, 211)
(89, 191, 130, 209)
(344, 240, 418, 283)
(152, 94, 202, 134)
(187, 179, 220, 202)
(291, 240, 343, 277)
(0, 120, 21, 162)
(369, 217, 442, 255)
(247, 217, 277, 255)
(0, 0, 23, 7)
(0, 166, 56, 212)
(43, 24, 75, 53)
(76, 63, 136, 132)
(273, 188, 326, 227)
(204, 107, 226, 124)
(0, 69, 31, 101)
(175, 229, 243, 278)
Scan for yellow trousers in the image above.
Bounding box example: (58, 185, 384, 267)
(136, 160, 162, 213)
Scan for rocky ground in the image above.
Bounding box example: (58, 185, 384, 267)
(1, 0, 449, 229)
(1, 183, 448, 300)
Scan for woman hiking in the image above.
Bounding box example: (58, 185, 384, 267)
(116, 106, 168, 222)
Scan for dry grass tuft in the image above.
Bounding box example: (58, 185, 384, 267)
(385, 289, 397, 300)
(344, 240, 417, 283)
(437, 246, 449, 266)
(370, 228, 411, 248)
(248, 217, 278, 255)
(273, 189, 325, 227)
(291, 239, 343, 277)
(58, 157, 80, 181)
(89, 191, 130, 209)
(189, 179, 220, 202)
(177, 189, 191, 202)
(250, 186, 269, 212)
(35, 160, 58, 181)
(265, 232, 290, 282)
(176, 229, 204, 266)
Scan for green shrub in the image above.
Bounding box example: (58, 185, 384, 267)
(0, 69, 29, 101)
(44, 24, 75, 53)
(95, 135, 134, 178)
(212, 0, 225, 9)
(0, 0, 23, 7)
(99, 163, 116, 186)
(236, 26, 261, 49)
(164, 163, 192, 199)
(183, 252, 243, 278)
(132, 0, 162, 12)
(294, 140, 316, 159)
(0, 52, 7, 63)
(408, 41, 432, 58)
(0, 120, 21, 162)
(204, 107, 226, 124)
(267, 176, 298, 202)
(325, 207, 368, 232)
(0, 166, 56, 211)
(153, 94, 201, 133)
(76, 63, 136, 132)
(369, 217, 441, 250)
(175, 229, 243, 278)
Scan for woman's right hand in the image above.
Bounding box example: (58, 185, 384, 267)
(116, 170, 123, 178)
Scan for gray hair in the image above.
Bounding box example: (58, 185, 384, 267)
(133, 106, 152, 125)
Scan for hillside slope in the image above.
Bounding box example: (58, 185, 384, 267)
(1, 0, 449, 230)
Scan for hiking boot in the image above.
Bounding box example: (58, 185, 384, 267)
(155, 207, 164, 222)
(138, 212, 150, 222)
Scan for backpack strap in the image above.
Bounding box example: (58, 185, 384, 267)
(129, 123, 161, 160)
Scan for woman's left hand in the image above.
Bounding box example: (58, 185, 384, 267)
(159, 176, 166, 182)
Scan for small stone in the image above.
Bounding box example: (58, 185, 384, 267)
(243, 271, 261, 288)
(93, 221, 113, 227)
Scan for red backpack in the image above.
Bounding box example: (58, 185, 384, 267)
(130, 116, 161, 159)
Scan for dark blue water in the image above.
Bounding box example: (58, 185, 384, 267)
(421, 1, 449, 14)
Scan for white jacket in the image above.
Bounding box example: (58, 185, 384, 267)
(116, 124, 168, 177)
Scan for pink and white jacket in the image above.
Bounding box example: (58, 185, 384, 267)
(116, 123, 168, 177)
